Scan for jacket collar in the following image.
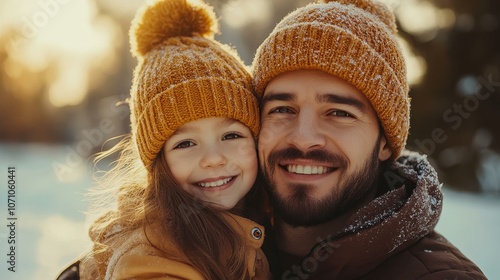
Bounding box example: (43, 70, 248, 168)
(223, 213, 266, 249)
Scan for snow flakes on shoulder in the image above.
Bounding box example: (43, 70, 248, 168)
(386, 150, 443, 252)
(395, 150, 440, 188)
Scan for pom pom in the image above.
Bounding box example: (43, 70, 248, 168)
(130, 0, 219, 57)
(321, 0, 397, 33)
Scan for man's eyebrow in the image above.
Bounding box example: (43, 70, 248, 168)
(260, 92, 296, 107)
(317, 93, 366, 112)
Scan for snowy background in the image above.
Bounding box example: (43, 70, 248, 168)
(0, 143, 498, 280)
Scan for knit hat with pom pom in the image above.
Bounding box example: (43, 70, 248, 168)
(129, 0, 259, 169)
(252, 0, 410, 159)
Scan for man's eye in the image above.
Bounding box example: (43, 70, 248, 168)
(222, 133, 243, 140)
(329, 110, 352, 118)
(174, 141, 195, 149)
(269, 107, 293, 114)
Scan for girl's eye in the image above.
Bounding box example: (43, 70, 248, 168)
(174, 140, 195, 149)
(269, 106, 294, 114)
(222, 132, 243, 140)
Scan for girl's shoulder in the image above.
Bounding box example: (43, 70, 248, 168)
(106, 224, 205, 279)
(224, 213, 266, 248)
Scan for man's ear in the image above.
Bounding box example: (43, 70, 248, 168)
(378, 135, 392, 161)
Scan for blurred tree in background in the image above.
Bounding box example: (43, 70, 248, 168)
(393, 0, 500, 192)
(0, 0, 499, 193)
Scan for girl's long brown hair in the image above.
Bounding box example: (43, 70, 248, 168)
(83, 135, 269, 279)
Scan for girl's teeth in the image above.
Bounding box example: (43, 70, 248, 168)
(198, 177, 232, 188)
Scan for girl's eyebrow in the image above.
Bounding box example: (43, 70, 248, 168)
(316, 93, 366, 113)
(171, 125, 197, 136)
(219, 118, 238, 129)
(171, 118, 239, 136)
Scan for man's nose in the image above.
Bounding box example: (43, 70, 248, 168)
(285, 109, 326, 151)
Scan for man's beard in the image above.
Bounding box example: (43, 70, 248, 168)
(262, 138, 382, 227)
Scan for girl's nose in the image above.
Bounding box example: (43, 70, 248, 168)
(199, 145, 228, 168)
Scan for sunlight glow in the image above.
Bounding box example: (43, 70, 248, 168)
(396, 0, 455, 40)
(377, 0, 402, 11)
(48, 60, 88, 107)
(222, 0, 272, 28)
(96, 0, 144, 18)
(398, 38, 427, 86)
(3, 0, 120, 107)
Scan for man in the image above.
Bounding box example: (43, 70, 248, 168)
(252, 0, 487, 279)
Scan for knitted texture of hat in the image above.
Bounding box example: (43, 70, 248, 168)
(129, 0, 259, 169)
(252, 0, 410, 159)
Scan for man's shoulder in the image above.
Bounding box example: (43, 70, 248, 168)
(364, 231, 487, 280)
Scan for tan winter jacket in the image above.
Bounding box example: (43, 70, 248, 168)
(82, 213, 270, 280)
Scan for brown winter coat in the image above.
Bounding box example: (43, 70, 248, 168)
(82, 213, 270, 280)
(274, 151, 487, 280)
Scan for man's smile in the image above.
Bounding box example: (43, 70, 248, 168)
(280, 164, 335, 175)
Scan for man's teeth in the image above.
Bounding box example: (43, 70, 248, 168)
(286, 165, 331, 175)
(198, 177, 232, 188)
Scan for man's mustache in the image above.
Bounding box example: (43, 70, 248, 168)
(266, 147, 348, 170)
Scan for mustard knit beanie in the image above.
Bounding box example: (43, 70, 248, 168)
(252, 0, 410, 159)
(129, 0, 259, 169)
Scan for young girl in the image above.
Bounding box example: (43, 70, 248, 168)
(79, 0, 270, 279)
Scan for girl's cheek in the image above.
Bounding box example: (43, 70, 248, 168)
(236, 140, 257, 158)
